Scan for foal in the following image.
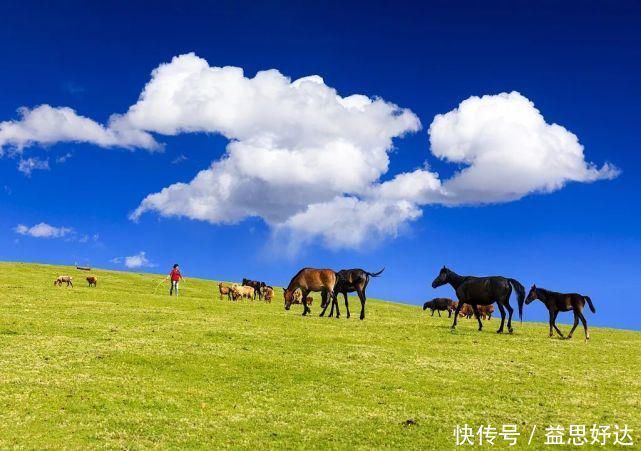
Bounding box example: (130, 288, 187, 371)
(525, 285, 596, 340)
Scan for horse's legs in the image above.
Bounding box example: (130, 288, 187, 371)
(332, 291, 340, 318)
(552, 311, 564, 338)
(548, 309, 555, 337)
(329, 292, 335, 317)
(301, 289, 310, 316)
(450, 302, 463, 330)
(431, 309, 435, 317)
(504, 302, 514, 333)
(319, 291, 331, 317)
(472, 305, 483, 331)
(577, 310, 589, 340)
(357, 288, 366, 320)
(343, 292, 351, 319)
(496, 302, 506, 333)
(568, 312, 580, 339)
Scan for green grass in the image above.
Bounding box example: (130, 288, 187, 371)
(0, 262, 639, 449)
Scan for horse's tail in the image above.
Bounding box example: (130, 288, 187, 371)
(365, 268, 385, 277)
(508, 278, 526, 321)
(584, 296, 596, 313)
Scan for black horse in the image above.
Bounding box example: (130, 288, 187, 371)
(431, 266, 525, 333)
(321, 268, 384, 320)
(525, 285, 596, 340)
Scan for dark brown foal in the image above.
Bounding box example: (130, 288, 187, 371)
(525, 285, 596, 340)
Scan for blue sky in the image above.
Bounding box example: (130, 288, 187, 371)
(1, 1, 639, 330)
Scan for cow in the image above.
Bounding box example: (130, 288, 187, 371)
(292, 289, 313, 305)
(54, 276, 73, 287)
(477, 304, 495, 320)
(422, 297, 458, 317)
(261, 286, 274, 302)
(218, 283, 232, 300)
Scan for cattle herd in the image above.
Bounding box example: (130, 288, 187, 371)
(51, 264, 596, 339)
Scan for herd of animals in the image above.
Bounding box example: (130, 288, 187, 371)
(52, 265, 597, 339)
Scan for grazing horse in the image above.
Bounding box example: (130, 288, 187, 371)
(86, 276, 97, 287)
(283, 268, 337, 317)
(431, 266, 525, 333)
(321, 268, 384, 320)
(525, 285, 596, 340)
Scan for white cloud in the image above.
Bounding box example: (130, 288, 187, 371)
(56, 152, 73, 163)
(17, 157, 49, 176)
(111, 251, 154, 269)
(128, 53, 422, 229)
(15, 222, 71, 238)
(0, 104, 159, 153)
(276, 196, 422, 252)
(429, 91, 619, 204)
(1, 53, 619, 250)
(171, 154, 187, 164)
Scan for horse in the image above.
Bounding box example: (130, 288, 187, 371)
(86, 276, 97, 287)
(525, 285, 596, 340)
(283, 268, 337, 317)
(321, 268, 384, 320)
(431, 266, 525, 333)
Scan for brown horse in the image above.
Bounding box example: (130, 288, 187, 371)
(525, 285, 596, 340)
(283, 268, 337, 317)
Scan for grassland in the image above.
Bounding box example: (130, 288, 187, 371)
(0, 262, 639, 449)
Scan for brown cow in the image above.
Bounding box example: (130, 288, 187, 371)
(478, 304, 494, 320)
(458, 304, 474, 318)
(260, 286, 274, 302)
(459, 303, 494, 320)
(86, 276, 97, 287)
(292, 290, 313, 305)
(218, 283, 232, 300)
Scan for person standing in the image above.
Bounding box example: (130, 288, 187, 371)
(168, 264, 184, 297)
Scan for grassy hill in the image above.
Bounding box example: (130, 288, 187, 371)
(0, 262, 639, 449)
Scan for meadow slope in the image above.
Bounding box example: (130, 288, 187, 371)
(0, 262, 639, 449)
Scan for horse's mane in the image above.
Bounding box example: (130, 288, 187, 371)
(537, 287, 562, 297)
(287, 267, 313, 288)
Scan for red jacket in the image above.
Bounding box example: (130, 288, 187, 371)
(169, 268, 182, 281)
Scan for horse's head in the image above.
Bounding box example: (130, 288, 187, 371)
(431, 266, 449, 288)
(283, 288, 294, 310)
(525, 285, 539, 305)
